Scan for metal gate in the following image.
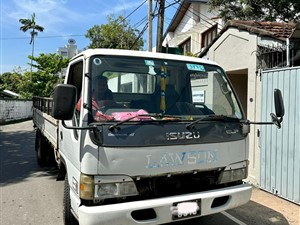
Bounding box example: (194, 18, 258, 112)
(260, 67, 300, 205)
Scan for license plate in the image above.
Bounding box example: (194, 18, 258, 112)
(171, 200, 201, 220)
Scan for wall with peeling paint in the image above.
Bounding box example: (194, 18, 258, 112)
(0, 100, 32, 124)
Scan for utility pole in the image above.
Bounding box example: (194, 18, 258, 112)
(148, 0, 153, 52)
(156, 0, 165, 53)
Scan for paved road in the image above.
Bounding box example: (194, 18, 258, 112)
(0, 120, 63, 225)
(0, 121, 298, 225)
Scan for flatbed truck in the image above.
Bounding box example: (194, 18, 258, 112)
(33, 49, 284, 225)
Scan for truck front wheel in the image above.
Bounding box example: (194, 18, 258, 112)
(63, 174, 79, 225)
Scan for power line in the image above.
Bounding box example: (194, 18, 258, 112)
(1, 34, 85, 41)
(130, 0, 163, 50)
(163, 16, 204, 49)
(130, 22, 149, 50)
(166, 0, 211, 30)
(117, 0, 147, 25)
(2, 0, 148, 41)
(166, 0, 221, 31)
(165, 0, 181, 10)
(161, 0, 223, 54)
(133, 15, 148, 28)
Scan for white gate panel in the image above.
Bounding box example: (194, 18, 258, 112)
(261, 67, 300, 205)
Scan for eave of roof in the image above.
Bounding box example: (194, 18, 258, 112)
(226, 20, 295, 40)
(291, 23, 300, 38)
(165, 1, 191, 34)
(164, 0, 209, 33)
(199, 20, 298, 58)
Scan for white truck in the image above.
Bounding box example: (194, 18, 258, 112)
(32, 49, 284, 225)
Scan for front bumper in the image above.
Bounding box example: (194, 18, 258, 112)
(78, 183, 252, 225)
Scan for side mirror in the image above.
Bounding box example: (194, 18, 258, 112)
(52, 84, 77, 120)
(274, 89, 284, 118)
(270, 89, 284, 128)
(247, 89, 284, 129)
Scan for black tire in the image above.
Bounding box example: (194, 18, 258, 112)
(35, 130, 56, 167)
(35, 130, 48, 166)
(63, 175, 79, 225)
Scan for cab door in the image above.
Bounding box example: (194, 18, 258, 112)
(59, 57, 84, 191)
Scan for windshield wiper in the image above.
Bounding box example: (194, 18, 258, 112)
(186, 115, 240, 130)
(108, 114, 181, 131)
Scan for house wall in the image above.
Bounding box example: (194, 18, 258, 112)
(164, 6, 195, 48)
(163, 3, 220, 54)
(0, 100, 32, 124)
(175, 8, 195, 34)
(206, 27, 262, 185)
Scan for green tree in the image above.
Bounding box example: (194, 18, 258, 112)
(209, 0, 300, 22)
(28, 53, 69, 76)
(18, 53, 69, 98)
(0, 71, 23, 95)
(19, 13, 45, 77)
(85, 15, 144, 50)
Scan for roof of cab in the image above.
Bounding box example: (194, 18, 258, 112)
(71, 48, 219, 66)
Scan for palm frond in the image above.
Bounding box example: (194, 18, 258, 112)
(35, 25, 44, 32)
(19, 13, 44, 46)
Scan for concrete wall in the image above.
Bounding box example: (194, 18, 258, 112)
(163, 3, 221, 55)
(0, 99, 32, 124)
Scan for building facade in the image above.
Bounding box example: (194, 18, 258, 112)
(57, 38, 79, 59)
(163, 0, 222, 55)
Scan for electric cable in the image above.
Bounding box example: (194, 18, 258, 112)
(117, 0, 148, 25)
(166, 0, 221, 31)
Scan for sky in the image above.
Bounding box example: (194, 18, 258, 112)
(0, 0, 178, 74)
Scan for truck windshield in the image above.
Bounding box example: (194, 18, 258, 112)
(89, 55, 243, 122)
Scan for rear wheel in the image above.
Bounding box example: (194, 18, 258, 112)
(35, 130, 55, 167)
(35, 130, 48, 166)
(63, 174, 79, 225)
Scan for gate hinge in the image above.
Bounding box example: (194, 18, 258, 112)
(256, 69, 262, 81)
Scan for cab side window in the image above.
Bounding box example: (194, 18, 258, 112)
(66, 61, 83, 137)
(67, 61, 83, 102)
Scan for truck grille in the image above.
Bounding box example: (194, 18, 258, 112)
(135, 170, 222, 199)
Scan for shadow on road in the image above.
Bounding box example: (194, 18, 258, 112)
(0, 121, 58, 186)
(167, 199, 291, 225)
(226, 199, 291, 225)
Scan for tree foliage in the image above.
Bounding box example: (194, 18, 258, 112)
(209, 0, 300, 22)
(18, 71, 57, 98)
(19, 53, 69, 98)
(28, 53, 69, 76)
(19, 13, 44, 45)
(1, 54, 69, 98)
(19, 13, 45, 76)
(0, 71, 23, 95)
(85, 15, 144, 50)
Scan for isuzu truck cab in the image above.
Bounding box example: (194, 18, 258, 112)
(33, 49, 284, 225)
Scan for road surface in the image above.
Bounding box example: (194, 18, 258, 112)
(0, 120, 298, 225)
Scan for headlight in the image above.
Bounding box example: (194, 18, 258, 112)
(94, 175, 138, 201)
(79, 174, 138, 202)
(95, 181, 138, 199)
(218, 161, 248, 184)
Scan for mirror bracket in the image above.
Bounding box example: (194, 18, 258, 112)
(245, 89, 284, 129)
